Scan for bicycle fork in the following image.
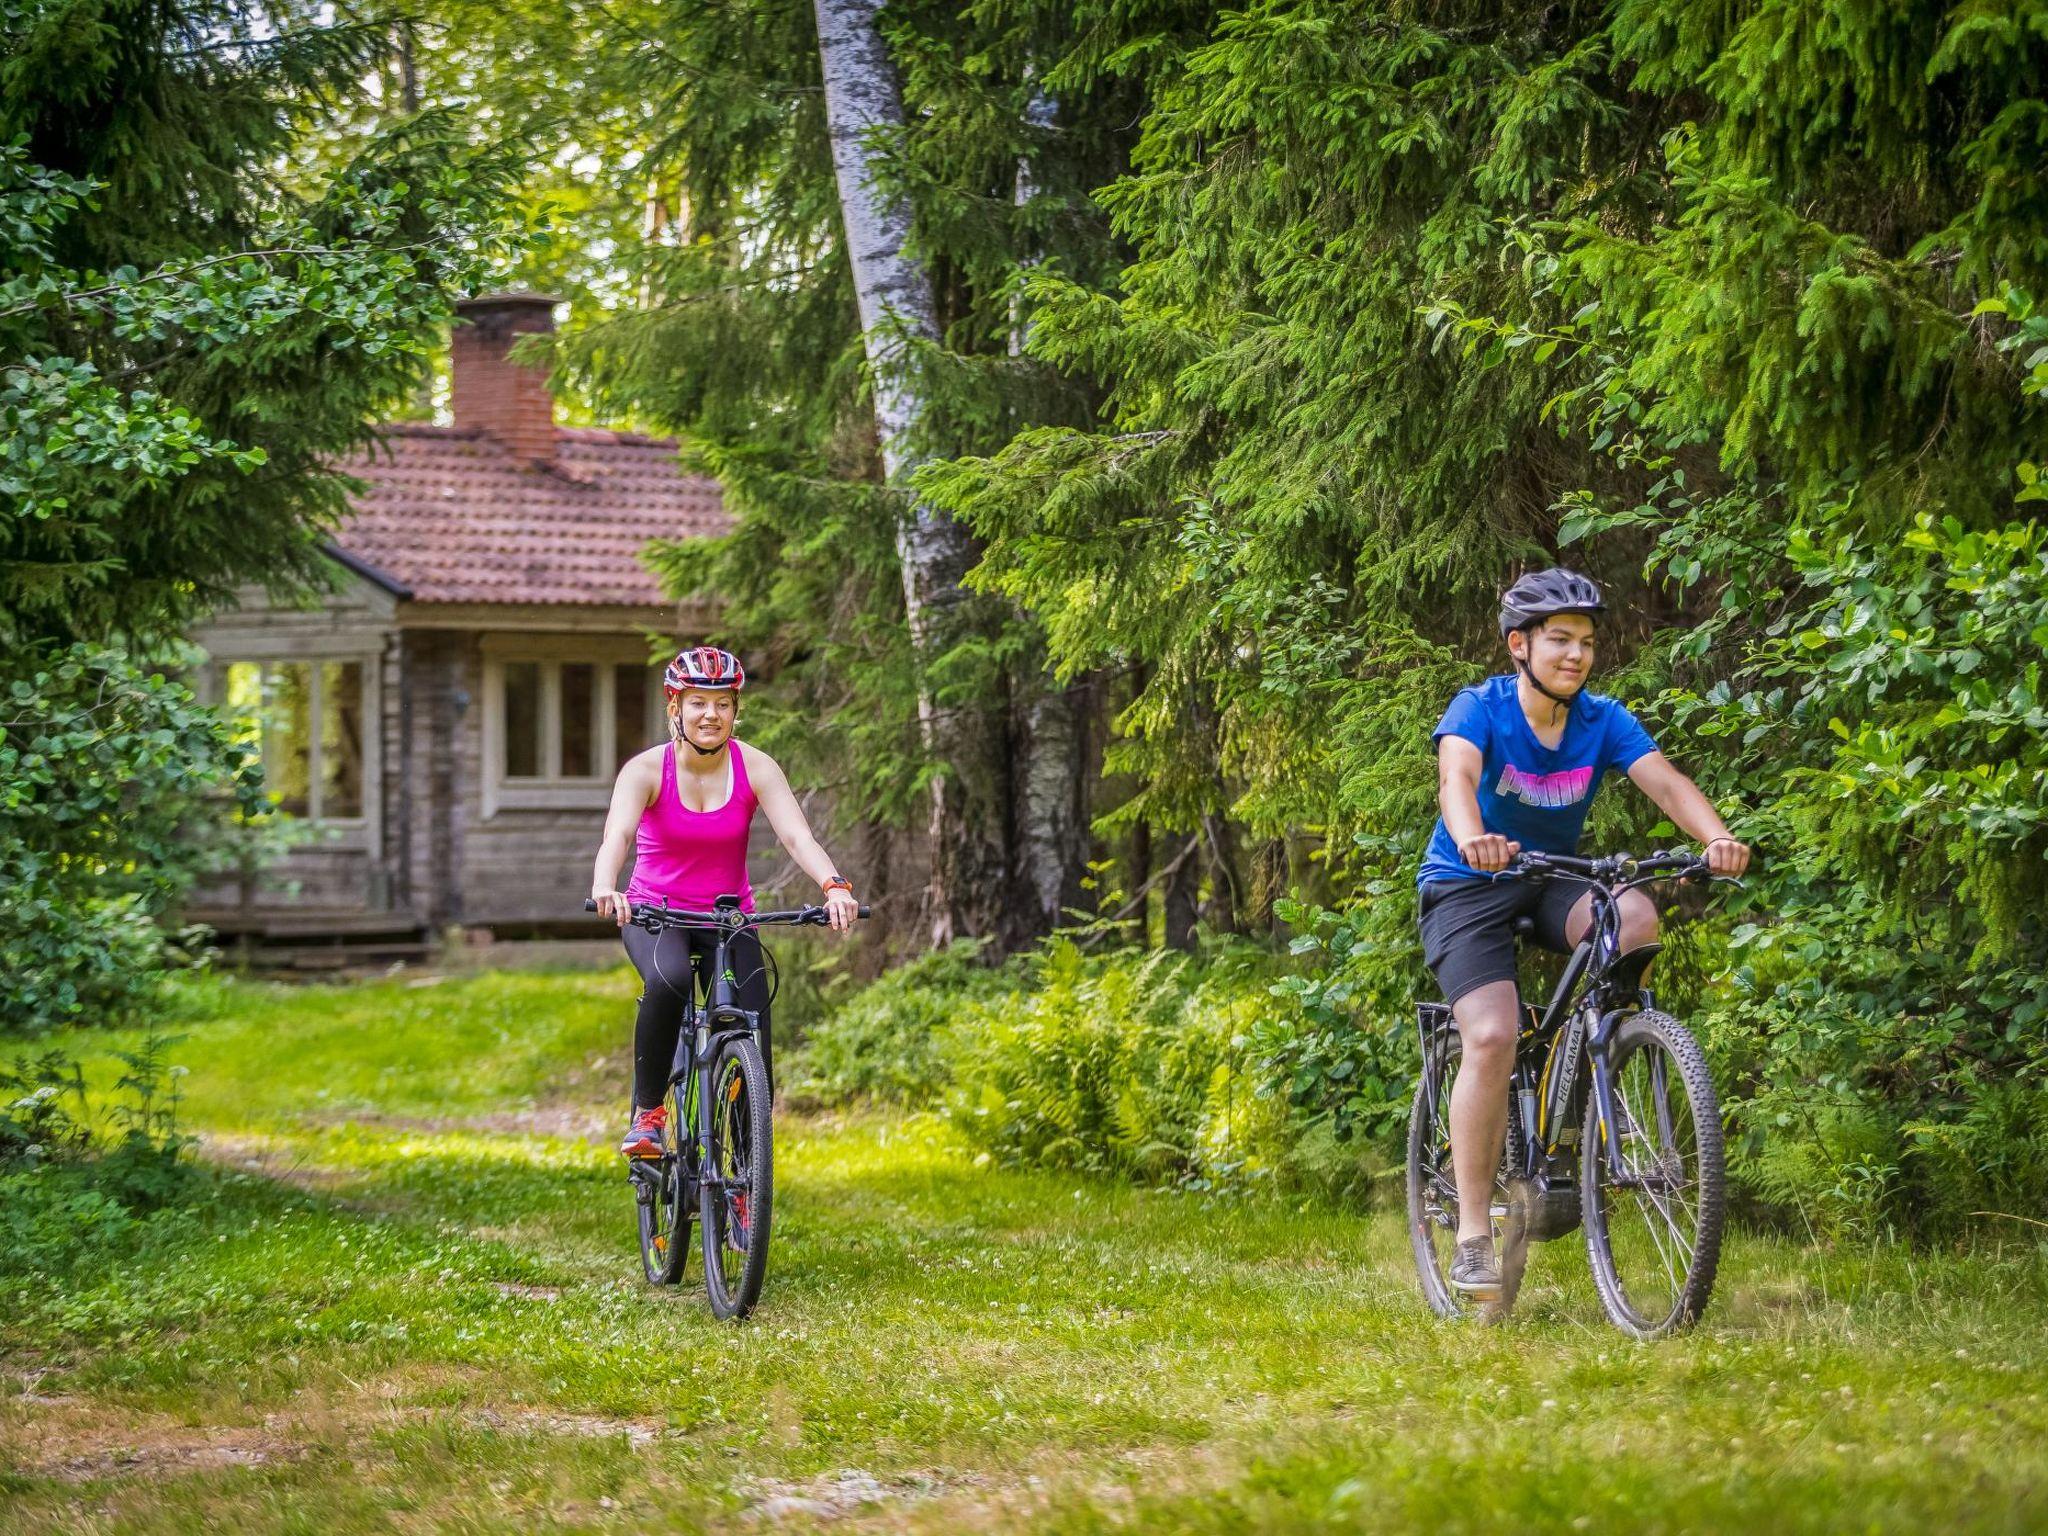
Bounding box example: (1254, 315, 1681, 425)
(1584, 1007, 1650, 1186)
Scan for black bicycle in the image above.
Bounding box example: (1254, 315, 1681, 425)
(586, 894, 868, 1319)
(1405, 849, 1735, 1338)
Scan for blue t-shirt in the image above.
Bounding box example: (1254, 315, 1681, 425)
(1418, 674, 1658, 886)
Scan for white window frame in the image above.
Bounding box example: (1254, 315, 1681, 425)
(481, 635, 663, 817)
(197, 648, 382, 855)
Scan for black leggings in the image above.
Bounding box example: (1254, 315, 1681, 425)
(621, 924, 772, 1110)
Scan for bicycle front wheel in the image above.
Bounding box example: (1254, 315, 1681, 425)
(700, 1036, 773, 1320)
(1582, 1010, 1725, 1338)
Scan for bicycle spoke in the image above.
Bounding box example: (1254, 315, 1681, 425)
(1622, 1173, 1681, 1297)
(1608, 1058, 1689, 1309)
(1649, 1193, 1696, 1268)
(1638, 1189, 1685, 1285)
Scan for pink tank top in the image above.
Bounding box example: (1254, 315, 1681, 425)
(625, 743, 758, 913)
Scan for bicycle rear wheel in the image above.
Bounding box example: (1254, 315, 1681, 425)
(700, 1035, 773, 1320)
(636, 1075, 693, 1285)
(1582, 1010, 1725, 1338)
(1406, 1030, 1525, 1320)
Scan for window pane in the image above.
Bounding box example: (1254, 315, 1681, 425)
(271, 663, 313, 817)
(560, 662, 595, 778)
(321, 661, 364, 818)
(222, 662, 265, 758)
(503, 661, 541, 778)
(614, 664, 648, 768)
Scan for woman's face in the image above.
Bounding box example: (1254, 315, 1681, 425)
(1509, 614, 1597, 697)
(670, 688, 737, 750)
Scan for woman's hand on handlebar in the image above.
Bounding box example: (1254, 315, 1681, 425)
(591, 889, 633, 927)
(822, 887, 859, 934)
(1458, 833, 1522, 873)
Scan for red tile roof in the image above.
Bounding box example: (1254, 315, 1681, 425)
(330, 425, 730, 606)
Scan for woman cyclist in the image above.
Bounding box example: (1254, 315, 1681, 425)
(590, 646, 859, 1159)
(1419, 570, 1750, 1299)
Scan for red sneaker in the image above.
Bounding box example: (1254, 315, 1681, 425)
(620, 1105, 669, 1159)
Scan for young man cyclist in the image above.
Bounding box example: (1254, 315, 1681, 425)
(589, 646, 860, 1160)
(1419, 569, 1750, 1299)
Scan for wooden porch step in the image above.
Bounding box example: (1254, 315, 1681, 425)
(185, 908, 426, 941)
(275, 941, 435, 971)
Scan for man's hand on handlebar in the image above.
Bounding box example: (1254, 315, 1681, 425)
(1458, 833, 1522, 873)
(1704, 837, 1751, 878)
(591, 889, 633, 927)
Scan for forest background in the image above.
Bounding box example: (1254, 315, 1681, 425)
(5, 0, 2047, 1244)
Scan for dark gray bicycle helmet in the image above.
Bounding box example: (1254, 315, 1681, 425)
(1498, 567, 1605, 637)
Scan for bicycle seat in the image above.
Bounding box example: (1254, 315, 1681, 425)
(1512, 915, 1536, 942)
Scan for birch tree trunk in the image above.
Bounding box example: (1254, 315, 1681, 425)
(813, 0, 1008, 948)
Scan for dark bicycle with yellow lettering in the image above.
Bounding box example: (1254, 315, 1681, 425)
(1406, 848, 1738, 1338)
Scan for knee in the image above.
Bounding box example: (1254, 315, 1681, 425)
(1618, 888, 1660, 950)
(1456, 1013, 1519, 1062)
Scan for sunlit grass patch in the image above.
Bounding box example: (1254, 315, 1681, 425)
(4, 972, 2046, 1533)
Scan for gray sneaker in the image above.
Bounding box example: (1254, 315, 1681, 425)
(1450, 1235, 1501, 1298)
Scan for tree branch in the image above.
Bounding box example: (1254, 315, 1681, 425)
(3, 241, 441, 322)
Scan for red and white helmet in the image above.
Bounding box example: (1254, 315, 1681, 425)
(663, 645, 746, 696)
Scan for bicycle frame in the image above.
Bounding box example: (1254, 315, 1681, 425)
(1417, 850, 1721, 1210)
(619, 899, 763, 1211)
(602, 895, 858, 1213)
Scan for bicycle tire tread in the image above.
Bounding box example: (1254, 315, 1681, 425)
(1582, 1009, 1725, 1338)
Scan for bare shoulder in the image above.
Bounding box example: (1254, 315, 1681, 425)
(617, 743, 666, 800)
(736, 740, 787, 788)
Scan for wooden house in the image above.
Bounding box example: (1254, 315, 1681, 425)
(185, 293, 738, 956)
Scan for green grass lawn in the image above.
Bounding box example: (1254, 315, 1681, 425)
(4, 967, 2046, 1533)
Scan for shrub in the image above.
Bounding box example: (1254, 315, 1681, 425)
(1, 645, 266, 1032)
(945, 940, 1299, 1189)
(789, 939, 1013, 1106)
(0, 1047, 91, 1163)
(0, 1032, 203, 1277)
(796, 935, 1402, 1197)
(1697, 880, 2048, 1242)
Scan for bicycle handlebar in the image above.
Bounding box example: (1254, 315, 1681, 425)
(1494, 848, 1718, 884)
(583, 897, 871, 931)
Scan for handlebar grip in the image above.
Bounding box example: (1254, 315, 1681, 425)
(858, 905, 871, 919)
(583, 898, 598, 912)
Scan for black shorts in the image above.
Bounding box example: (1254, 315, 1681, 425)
(1418, 875, 1597, 1006)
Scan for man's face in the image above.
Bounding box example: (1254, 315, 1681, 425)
(1510, 614, 1596, 696)
(671, 688, 737, 747)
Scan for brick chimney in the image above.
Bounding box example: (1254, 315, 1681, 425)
(450, 293, 561, 464)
